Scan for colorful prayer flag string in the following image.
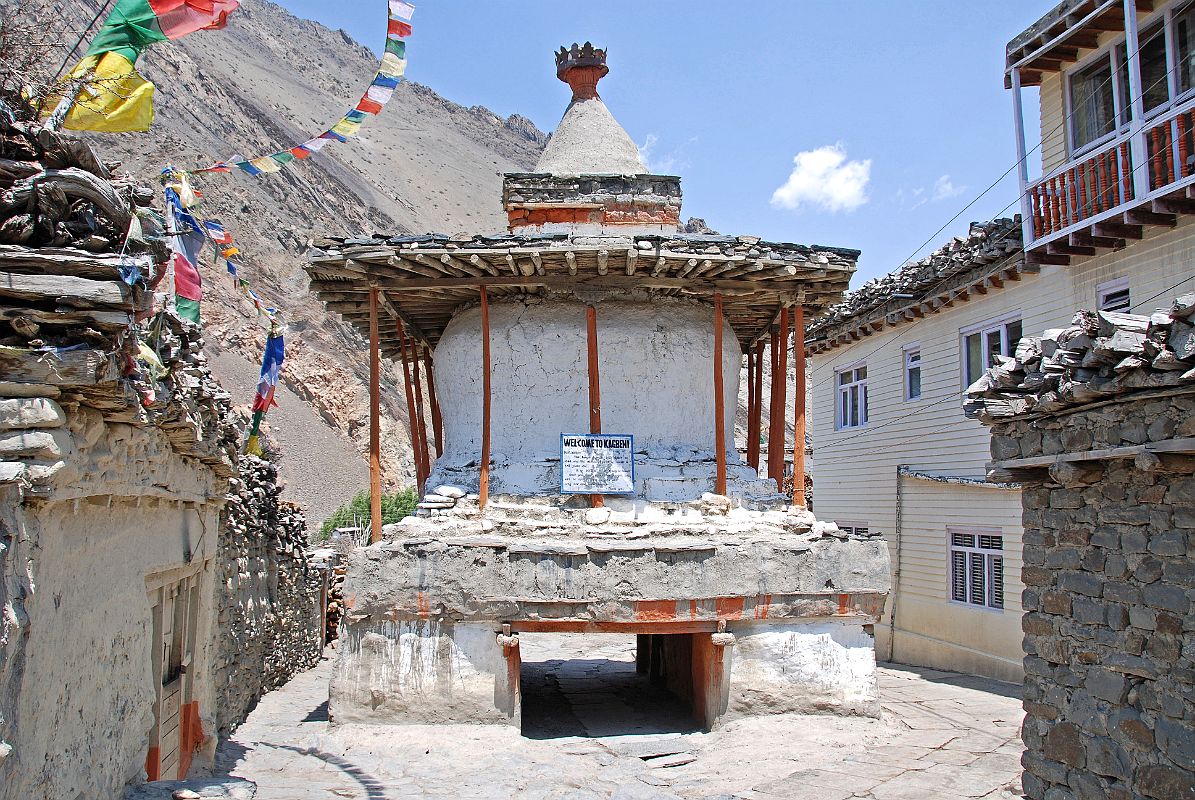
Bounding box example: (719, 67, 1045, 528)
(245, 327, 285, 456)
(48, 0, 241, 132)
(189, 0, 414, 177)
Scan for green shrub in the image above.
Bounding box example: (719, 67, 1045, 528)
(317, 488, 418, 541)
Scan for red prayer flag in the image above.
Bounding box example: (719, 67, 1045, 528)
(289, 146, 313, 160)
(173, 253, 202, 301)
(356, 97, 384, 115)
(149, 0, 241, 39)
(388, 19, 412, 38)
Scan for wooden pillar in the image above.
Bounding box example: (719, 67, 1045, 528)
(410, 339, 432, 479)
(425, 345, 444, 457)
(768, 308, 789, 492)
(397, 325, 426, 495)
(792, 305, 807, 508)
(585, 305, 604, 508)
(747, 340, 764, 471)
(713, 293, 727, 496)
(368, 287, 382, 543)
(479, 286, 492, 510)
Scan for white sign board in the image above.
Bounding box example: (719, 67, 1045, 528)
(560, 434, 635, 495)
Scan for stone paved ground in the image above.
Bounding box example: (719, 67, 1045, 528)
(209, 635, 1025, 800)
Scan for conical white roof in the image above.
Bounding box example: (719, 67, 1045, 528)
(535, 96, 646, 176)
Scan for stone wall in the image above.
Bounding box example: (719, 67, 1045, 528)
(215, 455, 325, 735)
(964, 298, 1195, 799)
(984, 391, 1195, 800)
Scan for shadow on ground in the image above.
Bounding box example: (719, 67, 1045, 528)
(520, 656, 701, 740)
(879, 661, 1023, 700)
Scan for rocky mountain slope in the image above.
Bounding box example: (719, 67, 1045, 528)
(54, 0, 546, 523)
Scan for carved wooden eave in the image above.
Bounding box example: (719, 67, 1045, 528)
(806, 252, 1031, 356)
(305, 233, 859, 358)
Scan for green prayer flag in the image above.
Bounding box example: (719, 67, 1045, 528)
(385, 38, 406, 58)
(86, 0, 168, 63)
(175, 296, 201, 323)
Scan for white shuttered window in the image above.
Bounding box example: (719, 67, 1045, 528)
(949, 530, 1004, 610)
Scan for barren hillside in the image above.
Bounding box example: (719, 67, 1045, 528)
(56, 0, 546, 523)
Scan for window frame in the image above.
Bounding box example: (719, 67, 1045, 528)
(903, 343, 922, 402)
(960, 313, 1023, 387)
(1097, 276, 1132, 312)
(834, 362, 869, 431)
(947, 528, 1006, 612)
(1064, 2, 1195, 159)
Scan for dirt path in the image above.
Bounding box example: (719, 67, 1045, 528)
(209, 635, 1025, 800)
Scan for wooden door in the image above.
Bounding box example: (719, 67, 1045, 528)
(146, 571, 201, 781)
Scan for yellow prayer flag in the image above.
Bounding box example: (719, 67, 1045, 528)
(248, 156, 283, 174)
(378, 53, 407, 78)
(331, 118, 362, 138)
(59, 52, 155, 133)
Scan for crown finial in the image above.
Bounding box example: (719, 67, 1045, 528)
(554, 42, 609, 100)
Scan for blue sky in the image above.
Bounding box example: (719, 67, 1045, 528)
(279, 0, 1049, 285)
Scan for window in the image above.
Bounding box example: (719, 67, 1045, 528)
(1178, 4, 1195, 95)
(950, 531, 1005, 610)
(904, 346, 922, 401)
(1067, 4, 1195, 157)
(838, 522, 870, 536)
(962, 317, 1023, 385)
(836, 365, 868, 429)
(1070, 54, 1119, 152)
(1098, 277, 1132, 312)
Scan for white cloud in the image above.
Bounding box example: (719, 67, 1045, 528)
(638, 133, 695, 174)
(932, 174, 965, 201)
(770, 144, 871, 213)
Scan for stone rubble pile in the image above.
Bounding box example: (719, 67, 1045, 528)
(809, 218, 1023, 335)
(215, 455, 324, 735)
(964, 295, 1195, 422)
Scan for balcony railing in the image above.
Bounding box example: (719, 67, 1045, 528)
(1028, 138, 1134, 240)
(1025, 96, 1195, 249)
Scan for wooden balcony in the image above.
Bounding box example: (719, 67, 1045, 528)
(1024, 98, 1195, 266)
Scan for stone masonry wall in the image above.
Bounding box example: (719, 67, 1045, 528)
(993, 393, 1195, 800)
(214, 455, 324, 735)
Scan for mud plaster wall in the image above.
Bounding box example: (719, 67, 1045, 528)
(433, 297, 741, 487)
(0, 497, 220, 800)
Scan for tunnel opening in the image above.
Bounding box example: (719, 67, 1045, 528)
(518, 631, 718, 739)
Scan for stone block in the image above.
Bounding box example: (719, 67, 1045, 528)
(1059, 572, 1103, 597)
(1129, 605, 1158, 630)
(1085, 737, 1130, 780)
(1149, 531, 1188, 556)
(1072, 597, 1106, 625)
(1134, 556, 1164, 583)
(1136, 764, 1195, 799)
(1155, 717, 1195, 771)
(1023, 566, 1056, 587)
(1043, 590, 1073, 616)
(1068, 771, 1108, 800)
(0, 397, 65, 429)
(1106, 603, 1130, 630)
(1103, 507, 1151, 526)
(1046, 548, 1083, 569)
(1085, 669, 1128, 703)
(1103, 582, 1141, 605)
(1090, 528, 1121, 550)
(1144, 583, 1190, 614)
(1044, 723, 1085, 768)
(1023, 750, 1071, 784)
(1109, 708, 1155, 751)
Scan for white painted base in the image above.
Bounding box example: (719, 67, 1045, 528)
(330, 620, 519, 727)
(726, 621, 881, 719)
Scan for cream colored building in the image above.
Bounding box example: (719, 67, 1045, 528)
(807, 0, 1195, 684)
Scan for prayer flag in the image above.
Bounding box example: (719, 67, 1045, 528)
(389, 1, 415, 21)
(388, 19, 412, 38)
(245, 330, 285, 456)
(57, 51, 155, 133)
(52, 0, 240, 132)
(203, 220, 232, 244)
(356, 97, 384, 115)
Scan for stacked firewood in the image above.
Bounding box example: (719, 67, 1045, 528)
(964, 295, 1195, 421)
(0, 117, 167, 259)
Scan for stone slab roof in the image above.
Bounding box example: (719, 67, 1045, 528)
(964, 295, 1195, 423)
(807, 218, 1025, 356)
(307, 231, 859, 357)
